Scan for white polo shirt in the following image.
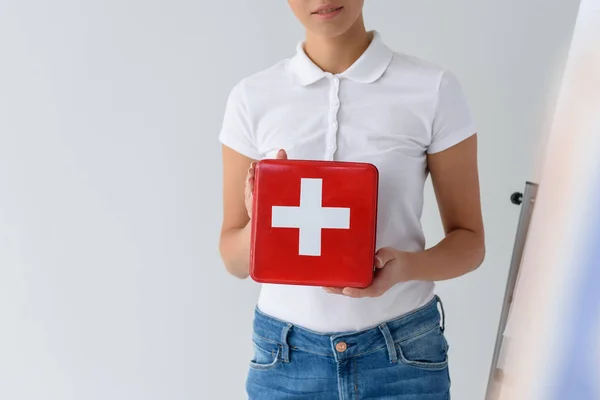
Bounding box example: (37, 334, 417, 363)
(219, 31, 476, 333)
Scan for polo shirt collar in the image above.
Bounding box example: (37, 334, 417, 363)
(288, 31, 393, 86)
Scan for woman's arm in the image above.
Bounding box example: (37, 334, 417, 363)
(405, 133, 485, 281)
(219, 146, 288, 279)
(325, 135, 484, 298)
(219, 145, 255, 279)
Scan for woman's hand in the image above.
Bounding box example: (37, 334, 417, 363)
(244, 149, 288, 219)
(323, 248, 415, 298)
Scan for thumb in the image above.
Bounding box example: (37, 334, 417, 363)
(276, 149, 288, 160)
(375, 247, 396, 269)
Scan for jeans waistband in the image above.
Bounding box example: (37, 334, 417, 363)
(252, 295, 445, 363)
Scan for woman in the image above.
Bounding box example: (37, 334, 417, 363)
(219, 1, 485, 398)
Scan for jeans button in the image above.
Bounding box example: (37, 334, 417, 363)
(335, 342, 348, 353)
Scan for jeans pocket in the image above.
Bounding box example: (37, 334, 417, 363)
(249, 336, 281, 371)
(395, 325, 449, 371)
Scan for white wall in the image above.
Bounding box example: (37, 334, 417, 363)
(0, 1, 580, 399)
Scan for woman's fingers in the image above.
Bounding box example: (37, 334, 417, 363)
(245, 153, 286, 219)
(276, 149, 288, 160)
(246, 163, 256, 186)
(245, 162, 256, 214)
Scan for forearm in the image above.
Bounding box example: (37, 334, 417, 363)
(405, 228, 485, 282)
(219, 223, 252, 279)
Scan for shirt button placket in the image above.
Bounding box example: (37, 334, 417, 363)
(327, 76, 341, 160)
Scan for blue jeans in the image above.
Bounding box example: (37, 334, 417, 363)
(246, 296, 451, 399)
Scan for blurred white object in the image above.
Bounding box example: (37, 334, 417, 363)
(493, 0, 600, 398)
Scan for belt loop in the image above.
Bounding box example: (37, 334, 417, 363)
(280, 323, 293, 363)
(436, 295, 446, 332)
(378, 323, 398, 363)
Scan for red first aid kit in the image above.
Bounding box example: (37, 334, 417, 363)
(250, 159, 379, 288)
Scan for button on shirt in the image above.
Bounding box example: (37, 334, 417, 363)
(219, 31, 476, 333)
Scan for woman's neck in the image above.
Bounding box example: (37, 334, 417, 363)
(303, 16, 372, 75)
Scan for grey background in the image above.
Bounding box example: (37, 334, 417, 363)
(0, 0, 580, 399)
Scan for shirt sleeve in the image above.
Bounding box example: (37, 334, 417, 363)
(218, 81, 262, 160)
(427, 70, 477, 154)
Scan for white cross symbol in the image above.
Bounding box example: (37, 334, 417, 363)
(271, 178, 351, 256)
